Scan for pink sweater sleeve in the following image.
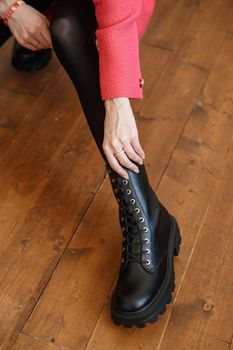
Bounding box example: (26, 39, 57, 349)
(92, 0, 155, 101)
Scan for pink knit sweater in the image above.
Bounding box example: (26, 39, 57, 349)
(92, 0, 156, 100)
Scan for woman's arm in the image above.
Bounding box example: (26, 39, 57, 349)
(92, 0, 149, 178)
(0, 0, 15, 14)
(0, 0, 52, 50)
(92, 0, 144, 101)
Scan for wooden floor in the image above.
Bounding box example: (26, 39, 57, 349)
(0, 0, 233, 349)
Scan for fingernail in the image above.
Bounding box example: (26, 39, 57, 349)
(135, 168, 139, 173)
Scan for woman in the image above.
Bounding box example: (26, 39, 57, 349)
(0, 0, 182, 327)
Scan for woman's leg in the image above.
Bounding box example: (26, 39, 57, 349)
(49, 0, 107, 161)
(48, 0, 182, 328)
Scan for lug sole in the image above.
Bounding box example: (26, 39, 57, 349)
(111, 215, 182, 328)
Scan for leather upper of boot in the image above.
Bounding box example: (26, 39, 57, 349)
(106, 162, 172, 313)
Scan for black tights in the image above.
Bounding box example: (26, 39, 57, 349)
(49, 0, 108, 163)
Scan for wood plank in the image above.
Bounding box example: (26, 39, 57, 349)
(0, 37, 58, 100)
(0, 126, 104, 348)
(132, 44, 171, 114)
(138, 62, 207, 186)
(202, 22, 233, 116)
(0, 1, 232, 348)
(182, 0, 233, 69)
(13, 179, 120, 350)
(0, 45, 106, 347)
(142, 0, 198, 50)
(160, 334, 231, 350)
(157, 141, 233, 350)
(14, 333, 62, 350)
(0, 48, 62, 168)
(144, 0, 233, 70)
(82, 101, 233, 350)
(19, 42, 233, 350)
(82, 22, 233, 349)
(0, 68, 87, 245)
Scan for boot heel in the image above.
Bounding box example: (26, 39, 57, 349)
(171, 216, 182, 256)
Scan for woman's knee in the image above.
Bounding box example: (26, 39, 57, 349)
(49, 17, 73, 44)
(51, 17, 93, 52)
(49, 1, 97, 48)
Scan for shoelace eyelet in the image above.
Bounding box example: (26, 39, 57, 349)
(108, 170, 151, 267)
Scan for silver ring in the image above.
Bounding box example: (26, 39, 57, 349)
(114, 149, 125, 158)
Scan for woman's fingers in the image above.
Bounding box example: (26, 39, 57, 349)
(24, 13, 52, 49)
(103, 97, 146, 178)
(15, 35, 39, 51)
(22, 38, 45, 50)
(14, 23, 51, 50)
(23, 43, 38, 51)
(39, 23, 53, 48)
(130, 135, 145, 160)
(36, 28, 51, 48)
(112, 138, 141, 172)
(103, 143, 144, 180)
(103, 146, 129, 179)
(115, 150, 139, 173)
(42, 32, 53, 48)
(123, 141, 144, 165)
(26, 37, 45, 49)
(103, 133, 146, 179)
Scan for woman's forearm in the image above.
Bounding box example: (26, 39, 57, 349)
(104, 97, 130, 111)
(0, 0, 16, 15)
(1, 1, 52, 50)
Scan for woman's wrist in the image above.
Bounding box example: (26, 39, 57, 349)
(104, 97, 130, 111)
(0, 0, 16, 15)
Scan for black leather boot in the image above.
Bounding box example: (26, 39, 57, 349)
(105, 161, 182, 327)
(11, 40, 52, 71)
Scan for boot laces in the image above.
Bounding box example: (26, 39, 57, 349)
(111, 176, 151, 266)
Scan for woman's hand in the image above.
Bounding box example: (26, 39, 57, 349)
(103, 97, 145, 180)
(7, 3, 52, 51)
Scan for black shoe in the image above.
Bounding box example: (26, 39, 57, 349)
(105, 161, 182, 327)
(11, 40, 52, 71)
